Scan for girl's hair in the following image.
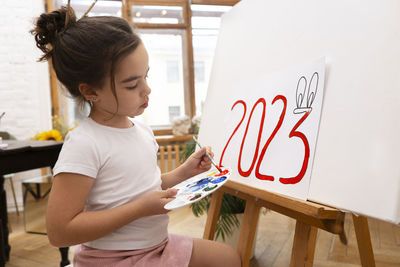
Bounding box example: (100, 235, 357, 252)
(31, 6, 141, 108)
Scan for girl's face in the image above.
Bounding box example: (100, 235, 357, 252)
(91, 43, 151, 127)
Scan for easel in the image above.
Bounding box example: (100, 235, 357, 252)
(203, 180, 376, 267)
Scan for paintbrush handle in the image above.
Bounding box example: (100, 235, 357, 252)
(193, 136, 222, 172)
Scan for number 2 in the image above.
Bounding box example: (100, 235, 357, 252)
(255, 95, 287, 181)
(219, 100, 246, 167)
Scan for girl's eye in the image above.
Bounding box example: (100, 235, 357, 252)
(126, 85, 138, 90)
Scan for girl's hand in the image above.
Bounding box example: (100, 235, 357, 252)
(137, 188, 178, 216)
(183, 146, 214, 178)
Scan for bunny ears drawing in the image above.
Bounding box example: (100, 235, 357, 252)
(294, 72, 319, 114)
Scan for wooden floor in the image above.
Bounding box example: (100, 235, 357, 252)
(5, 205, 400, 266)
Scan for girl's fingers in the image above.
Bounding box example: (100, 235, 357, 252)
(206, 147, 214, 158)
(165, 188, 178, 198)
(201, 158, 212, 168)
(203, 155, 211, 162)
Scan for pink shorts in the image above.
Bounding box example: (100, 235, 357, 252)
(73, 234, 193, 267)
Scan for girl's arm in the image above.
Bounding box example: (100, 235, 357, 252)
(46, 172, 177, 247)
(161, 146, 213, 189)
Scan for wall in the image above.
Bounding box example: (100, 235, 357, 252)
(0, 0, 52, 212)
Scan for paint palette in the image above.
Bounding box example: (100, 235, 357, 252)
(164, 168, 231, 210)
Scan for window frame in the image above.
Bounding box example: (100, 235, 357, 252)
(45, 0, 240, 131)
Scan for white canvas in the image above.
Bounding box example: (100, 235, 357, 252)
(198, 0, 400, 224)
(208, 58, 325, 200)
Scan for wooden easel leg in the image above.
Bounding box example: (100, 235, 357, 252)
(203, 190, 224, 240)
(352, 214, 376, 267)
(237, 198, 260, 267)
(290, 220, 317, 267)
(338, 213, 348, 245)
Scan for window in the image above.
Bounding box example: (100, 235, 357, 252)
(47, 1, 237, 129)
(167, 60, 180, 83)
(138, 30, 185, 127)
(132, 5, 184, 24)
(54, 0, 122, 17)
(168, 106, 181, 122)
(191, 4, 232, 116)
(194, 61, 205, 83)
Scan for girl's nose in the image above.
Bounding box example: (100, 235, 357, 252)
(142, 82, 151, 97)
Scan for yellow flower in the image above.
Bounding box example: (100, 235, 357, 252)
(31, 115, 78, 141)
(36, 129, 63, 141)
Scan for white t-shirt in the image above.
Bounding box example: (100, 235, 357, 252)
(53, 118, 169, 250)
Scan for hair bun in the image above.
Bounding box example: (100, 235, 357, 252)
(31, 6, 76, 61)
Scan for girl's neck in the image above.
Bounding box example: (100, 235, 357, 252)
(89, 111, 134, 129)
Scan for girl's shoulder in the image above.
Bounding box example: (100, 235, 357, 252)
(132, 119, 154, 137)
(63, 119, 98, 147)
(53, 120, 102, 178)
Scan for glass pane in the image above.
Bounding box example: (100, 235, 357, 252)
(57, 85, 89, 128)
(132, 5, 183, 24)
(191, 5, 232, 116)
(137, 30, 185, 127)
(54, 0, 122, 17)
(191, 4, 232, 14)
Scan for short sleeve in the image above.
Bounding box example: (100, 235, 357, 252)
(53, 130, 100, 178)
(134, 120, 159, 152)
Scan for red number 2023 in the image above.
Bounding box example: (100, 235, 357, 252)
(219, 95, 311, 185)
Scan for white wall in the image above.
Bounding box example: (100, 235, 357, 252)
(0, 0, 52, 212)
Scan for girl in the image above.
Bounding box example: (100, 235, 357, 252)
(31, 3, 241, 267)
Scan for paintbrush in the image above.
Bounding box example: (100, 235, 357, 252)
(193, 136, 223, 173)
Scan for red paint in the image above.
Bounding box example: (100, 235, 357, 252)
(238, 98, 266, 177)
(215, 165, 224, 173)
(279, 110, 310, 184)
(220, 94, 311, 186)
(219, 100, 246, 167)
(255, 95, 287, 181)
(215, 169, 229, 177)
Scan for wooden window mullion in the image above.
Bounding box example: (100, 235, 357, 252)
(184, 0, 196, 118)
(45, 0, 60, 118)
(191, 0, 240, 5)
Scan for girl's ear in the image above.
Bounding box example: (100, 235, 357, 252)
(79, 83, 98, 102)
